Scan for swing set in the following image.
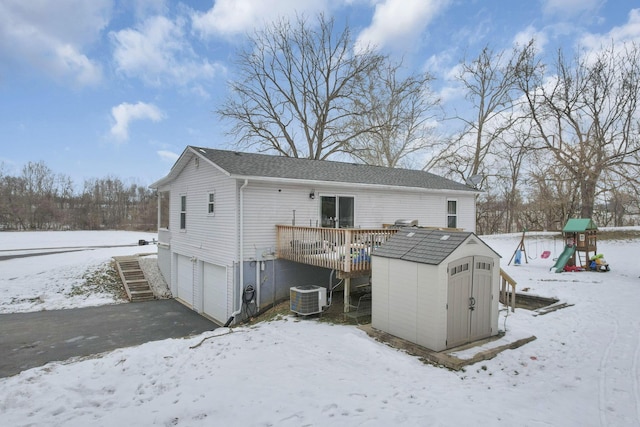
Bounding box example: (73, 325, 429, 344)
(507, 229, 552, 266)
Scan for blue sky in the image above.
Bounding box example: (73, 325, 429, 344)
(1, 0, 638, 187)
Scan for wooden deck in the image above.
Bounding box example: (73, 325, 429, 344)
(276, 225, 398, 278)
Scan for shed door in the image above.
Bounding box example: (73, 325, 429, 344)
(176, 254, 194, 308)
(203, 263, 227, 324)
(469, 256, 493, 342)
(447, 257, 473, 348)
(447, 256, 493, 349)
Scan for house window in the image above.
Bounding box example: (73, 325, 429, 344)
(447, 200, 457, 228)
(180, 195, 187, 230)
(159, 191, 170, 229)
(321, 196, 354, 228)
(207, 192, 215, 215)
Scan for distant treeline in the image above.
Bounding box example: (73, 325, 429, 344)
(0, 161, 156, 231)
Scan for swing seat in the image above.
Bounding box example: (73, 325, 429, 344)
(541, 250, 551, 259)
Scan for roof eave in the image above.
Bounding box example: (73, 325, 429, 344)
(226, 174, 480, 195)
(149, 146, 231, 189)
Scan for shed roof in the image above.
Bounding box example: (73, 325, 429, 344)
(563, 218, 598, 232)
(151, 146, 477, 193)
(373, 227, 498, 265)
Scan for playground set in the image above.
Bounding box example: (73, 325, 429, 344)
(508, 218, 610, 273)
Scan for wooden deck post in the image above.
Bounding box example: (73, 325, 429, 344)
(344, 277, 351, 313)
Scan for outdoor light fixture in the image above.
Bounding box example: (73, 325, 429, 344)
(309, 191, 315, 199)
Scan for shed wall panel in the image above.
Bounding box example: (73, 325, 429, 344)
(415, 263, 442, 350)
(371, 258, 390, 332)
(387, 260, 418, 343)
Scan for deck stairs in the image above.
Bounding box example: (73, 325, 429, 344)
(113, 256, 155, 302)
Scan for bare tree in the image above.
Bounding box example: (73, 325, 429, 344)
(493, 121, 536, 232)
(21, 161, 57, 229)
(217, 14, 385, 159)
(428, 42, 531, 186)
(517, 41, 640, 218)
(347, 62, 440, 168)
(525, 155, 580, 231)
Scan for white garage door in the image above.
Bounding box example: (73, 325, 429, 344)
(203, 263, 227, 324)
(176, 254, 194, 307)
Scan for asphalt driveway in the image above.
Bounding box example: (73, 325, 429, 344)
(0, 299, 217, 378)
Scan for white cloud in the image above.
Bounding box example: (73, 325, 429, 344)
(580, 8, 640, 51)
(157, 150, 180, 162)
(0, 0, 110, 86)
(111, 15, 223, 91)
(513, 25, 548, 53)
(191, 0, 329, 38)
(131, 0, 167, 19)
(355, 0, 450, 53)
(109, 102, 165, 142)
(541, 0, 601, 17)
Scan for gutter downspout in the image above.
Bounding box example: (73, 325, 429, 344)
(225, 179, 249, 327)
(256, 260, 261, 310)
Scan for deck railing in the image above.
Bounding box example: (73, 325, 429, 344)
(499, 268, 517, 312)
(276, 225, 398, 275)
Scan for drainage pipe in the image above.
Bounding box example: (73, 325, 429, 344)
(255, 259, 261, 310)
(225, 179, 249, 326)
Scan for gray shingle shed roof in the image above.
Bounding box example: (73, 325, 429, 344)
(373, 227, 496, 265)
(189, 146, 476, 192)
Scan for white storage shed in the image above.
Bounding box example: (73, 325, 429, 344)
(371, 228, 501, 351)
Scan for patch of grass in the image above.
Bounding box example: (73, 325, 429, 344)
(246, 300, 291, 325)
(244, 293, 365, 327)
(68, 261, 128, 301)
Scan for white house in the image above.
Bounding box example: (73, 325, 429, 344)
(150, 146, 479, 325)
(371, 228, 501, 351)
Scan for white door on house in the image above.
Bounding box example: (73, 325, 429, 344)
(203, 263, 227, 324)
(176, 254, 195, 308)
(446, 256, 493, 349)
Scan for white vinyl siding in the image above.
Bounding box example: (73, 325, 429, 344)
(240, 182, 477, 256)
(168, 157, 237, 266)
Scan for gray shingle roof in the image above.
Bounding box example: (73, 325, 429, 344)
(372, 227, 474, 265)
(193, 146, 475, 192)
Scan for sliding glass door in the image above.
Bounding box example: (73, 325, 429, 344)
(321, 196, 354, 228)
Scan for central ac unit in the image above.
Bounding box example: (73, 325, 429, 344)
(290, 285, 327, 316)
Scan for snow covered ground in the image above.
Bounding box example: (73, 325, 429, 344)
(0, 231, 158, 313)
(1, 229, 639, 426)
